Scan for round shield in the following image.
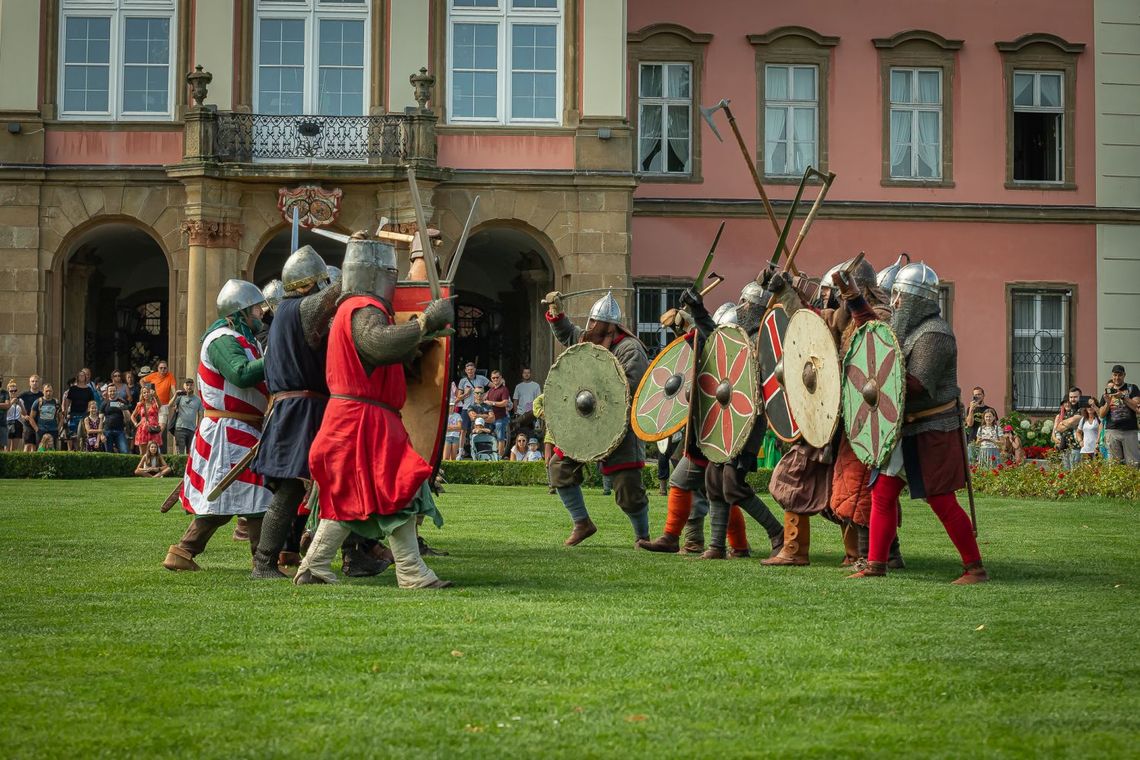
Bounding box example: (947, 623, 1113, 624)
(757, 303, 801, 443)
(394, 282, 452, 475)
(842, 321, 906, 467)
(695, 325, 759, 464)
(782, 309, 841, 448)
(545, 342, 630, 462)
(631, 334, 694, 442)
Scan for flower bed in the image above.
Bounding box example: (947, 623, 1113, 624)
(970, 459, 1140, 500)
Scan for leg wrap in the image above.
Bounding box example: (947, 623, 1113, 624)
(726, 506, 749, 551)
(737, 494, 783, 543)
(626, 506, 650, 541)
(708, 500, 730, 551)
(556, 485, 590, 524)
(868, 475, 904, 564)
(294, 519, 351, 584)
(388, 519, 442, 589)
(926, 493, 982, 565)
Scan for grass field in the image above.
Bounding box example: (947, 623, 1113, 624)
(0, 479, 1137, 758)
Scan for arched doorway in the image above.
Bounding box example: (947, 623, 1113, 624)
(57, 223, 170, 382)
(251, 226, 348, 287)
(452, 223, 555, 385)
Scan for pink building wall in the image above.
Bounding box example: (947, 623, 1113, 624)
(44, 131, 183, 166)
(627, 0, 1096, 205)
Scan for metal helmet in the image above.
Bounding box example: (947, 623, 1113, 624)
(216, 279, 267, 318)
(850, 257, 878, 292)
(892, 261, 940, 303)
(740, 280, 766, 306)
(876, 252, 911, 293)
(587, 291, 622, 325)
(327, 265, 342, 285)
(342, 238, 398, 303)
(712, 302, 739, 325)
(819, 262, 845, 291)
(282, 245, 329, 293)
(261, 279, 284, 309)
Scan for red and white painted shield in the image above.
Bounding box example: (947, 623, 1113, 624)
(757, 303, 801, 443)
(695, 325, 759, 464)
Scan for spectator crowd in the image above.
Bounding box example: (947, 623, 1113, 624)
(445, 362, 543, 461)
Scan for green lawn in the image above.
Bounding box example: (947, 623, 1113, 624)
(0, 479, 1136, 758)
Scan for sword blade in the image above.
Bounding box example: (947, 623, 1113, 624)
(311, 227, 351, 244)
(406, 167, 442, 301)
(445, 195, 481, 282)
(694, 220, 725, 285)
(290, 206, 300, 252)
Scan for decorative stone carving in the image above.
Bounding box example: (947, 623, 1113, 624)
(187, 65, 213, 107)
(180, 219, 243, 248)
(277, 185, 344, 228)
(409, 67, 435, 111)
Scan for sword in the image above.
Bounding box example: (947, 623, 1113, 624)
(290, 206, 300, 253)
(694, 221, 725, 286)
(541, 287, 634, 306)
(406, 167, 442, 301)
(206, 442, 261, 502)
(956, 400, 979, 536)
(445, 195, 481, 283)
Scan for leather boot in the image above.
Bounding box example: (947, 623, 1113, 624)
(888, 537, 906, 570)
(163, 545, 200, 571)
(841, 521, 860, 566)
(232, 516, 250, 542)
(637, 533, 680, 553)
(342, 541, 391, 577)
(564, 519, 597, 546)
(847, 560, 887, 579)
(761, 512, 810, 566)
(698, 546, 726, 560)
(951, 561, 989, 585)
(681, 515, 704, 553)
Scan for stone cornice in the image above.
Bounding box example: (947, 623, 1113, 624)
(633, 197, 1140, 225)
(872, 29, 964, 51)
(747, 26, 839, 48)
(180, 219, 244, 247)
(995, 33, 1086, 55)
(628, 23, 713, 46)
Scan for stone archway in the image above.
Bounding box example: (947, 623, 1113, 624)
(53, 222, 172, 383)
(249, 225, 351, 286)
(452, 222, 556, 385)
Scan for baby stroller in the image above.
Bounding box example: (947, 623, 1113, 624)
(470, 431, 499, 461)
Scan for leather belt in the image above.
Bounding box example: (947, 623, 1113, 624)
(330, 393, 401, 417)
(272, 390, 327, 402)
(204, 409, 265, 425)
(904, 399, 957, 424)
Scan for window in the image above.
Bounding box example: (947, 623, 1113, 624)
(764, 65, 817, 177)
(998, 35, 1084, 189)
(638, 63, 692, 175)
(1011, 288, 1071, 412)
(889, 68, 942, 179)
(448, 0, 561, 124)
(635, 285, 686, 357)
(874, 30, 961, 186)
(137, 301, 163, 336)
(59, 0, 176, 120)
(1013, 72, 1064, 183)
(254, 0, 368, 116)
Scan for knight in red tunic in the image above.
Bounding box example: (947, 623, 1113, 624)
(294, 236, 454, 589)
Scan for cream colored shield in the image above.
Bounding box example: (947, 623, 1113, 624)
(781, 309, 841, 448)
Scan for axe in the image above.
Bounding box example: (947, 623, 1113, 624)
(700, 98, 789, 263)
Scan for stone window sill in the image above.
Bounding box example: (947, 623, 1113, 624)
(1005, 181, 1077, 191)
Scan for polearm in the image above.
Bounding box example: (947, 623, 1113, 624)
(758, 166, 837, 280)
(693, 220, 725, 287)
(700, 98, 789, 262)
(957, 399, 980, 536)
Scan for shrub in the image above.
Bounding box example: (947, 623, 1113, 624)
(0, 452, 187, 480)
(439, 460, 772, 492)
(970, 458, 1140, 500)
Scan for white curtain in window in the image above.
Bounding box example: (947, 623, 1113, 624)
(793, 107, 814, 172)
(639, 104, 662, 172)
(764, 107, 787, 173)
(916, 111, 940, 177)
(890, 70, 910, 103)
(666, 105, 689, 172)
(890, 110, 911, 175)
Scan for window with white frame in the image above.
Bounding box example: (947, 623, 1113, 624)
(889, 67, 942, 179)
(1012, 70, 1064, 183)
(1011, 289, 1071, 412)
(59, 0, 176, 120)
(764, 65, 817, 177)
(254, 0, 368, 116)
(638, 62, 692, 174)
(635, 285, 686, 357)
(448, 0, 561, 124)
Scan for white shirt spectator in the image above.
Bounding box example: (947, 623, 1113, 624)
(512, 370, 542, 416)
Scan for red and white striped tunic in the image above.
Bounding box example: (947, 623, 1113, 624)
(180, 327, 273, 516)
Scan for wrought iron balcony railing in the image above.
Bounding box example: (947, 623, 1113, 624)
(214, 113, 415, 163)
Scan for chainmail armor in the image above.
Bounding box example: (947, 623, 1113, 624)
(297, 282, 342, 350)
(898, 309, 961, 436)
(735, 300, 764, 337)
(350, 305, 425, 374)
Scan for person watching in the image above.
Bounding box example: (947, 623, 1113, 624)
(101, 383, 130, 454)
(1097, 364, 1140, 466)
(135, 441, 172, 478)
(964, 386, 997, 462)
(466, 387, 493, 443)
(455, 362, 489, 452)
(1054, 386, 1084, 471)
(512, 367, 541, 416)
(509, 433, 529, 461)
(485, 369, 512, 457)
(18, 375, 43, 452)
(1077, 401, 1101, 463)
(29, 383, 61, 450)
(168, 378, 202, 455)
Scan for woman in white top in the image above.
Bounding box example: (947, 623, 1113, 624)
(1077, 404, 1101, 462)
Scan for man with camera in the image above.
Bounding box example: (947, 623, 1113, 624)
(1054, 386, 1085, 470)
(964, 386, 997, 464)
(1097, 365, 1140, 466)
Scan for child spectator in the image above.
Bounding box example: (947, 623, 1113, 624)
(509, 433, 529, 461)
(975, 409, 1001, 468)
(131, 384, 163, 454)
(1078, 402, 1101, 463)
(998, 424, 1025, 466)
(79, 400, 104, 452)
(30, 384, 61, 449)
(525, 437, 543, 462)
(443, 406, 464, 460)
(135, 441, 172, 478)
(36, 433, 56, 452)
(101, 384, 130, 454)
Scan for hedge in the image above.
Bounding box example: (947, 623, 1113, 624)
(0, 452, 773, 492)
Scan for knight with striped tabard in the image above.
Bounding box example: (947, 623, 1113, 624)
(163, 280, 272, 572)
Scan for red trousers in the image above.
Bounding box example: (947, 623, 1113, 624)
(869, 475, 980, 565)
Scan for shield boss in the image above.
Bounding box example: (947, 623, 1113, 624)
(782, 309, 841, 448)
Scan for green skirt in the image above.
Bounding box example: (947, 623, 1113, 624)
(308, 481, 444, 540)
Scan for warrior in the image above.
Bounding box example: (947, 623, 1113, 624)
(294, 236, 454, 589)
(251, 246, 388, 579)
(849, 262, 988, 583)
(543, 291, 651, 546)
(163, 280, 272, 571)
(638, 303, 750, 556)
(680, 281, 784, 559)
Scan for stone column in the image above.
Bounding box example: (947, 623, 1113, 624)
(180, 220, 244, 374)
(520, 269, 553, 384)
(62, 259, 94, 383)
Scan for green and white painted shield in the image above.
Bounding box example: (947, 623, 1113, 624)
(544, 342, 630, 462)
(842, 320, 906, 467)
(695, 325, 759, 464)
(631, 333, 694, 442)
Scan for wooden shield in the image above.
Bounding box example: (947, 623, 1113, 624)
(695, 325, 759, 464)
(631, 333, 694, 442)
(757, 304, 801, 443)
(394, 282, 452, 473)
(782, 309, 841, 448)
(842, 321, 906, 467)
(545, 342, 630, 462)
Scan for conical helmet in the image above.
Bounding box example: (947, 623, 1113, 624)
(588, 291, 622, 325)
(282, 245, 329, 293)
(712, 302, 738, 325)
(876, 252, 911, 293)
(261, 279, 284, 309)
(216, 279, 267, 318)
(326, 265, 342, 285)
(892, 261, 940, 302)
(740, 280, 766, 306)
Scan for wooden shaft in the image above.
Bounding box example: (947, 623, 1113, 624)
(724, 108, 790, 260)
(784, 173, 836, 275)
